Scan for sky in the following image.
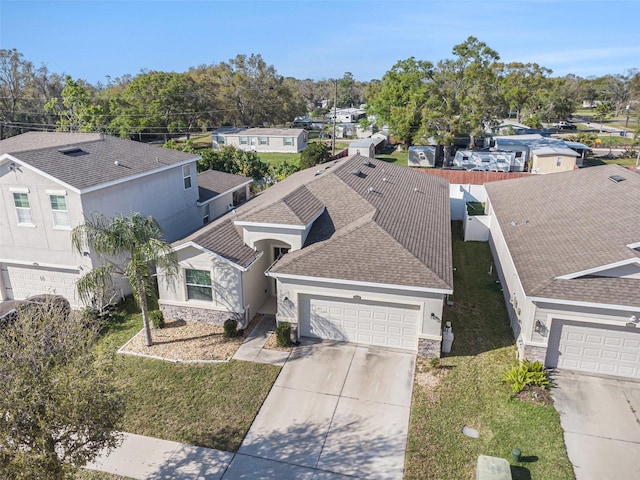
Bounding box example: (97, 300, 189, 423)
(1, 0, 639, 86)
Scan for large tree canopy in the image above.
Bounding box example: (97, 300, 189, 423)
(0, 300, 123, 479)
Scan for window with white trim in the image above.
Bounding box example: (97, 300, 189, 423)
(13, 192, 33, 225)
(185, 269, 213, 301)
(49, 194, 71, 228)
(259, 137, 268, 145)
(183, 164, 192, 189)
(239, 136, 248, 145)
(283, 137, 294, 146)
(202, 204, 210, 225)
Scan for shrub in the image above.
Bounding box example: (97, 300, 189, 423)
(275, 321, 291, 347)
(223, 318, 238, 338)
(429, 357, 440, 369)
(149, 310, 164, 329)
(502, 360, 550, 393)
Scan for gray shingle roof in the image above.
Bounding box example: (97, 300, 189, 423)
(184, 218, 258, 269)
(178, 154, 453, 291)
(485, 164, 640, 308)
(197, 170, 251, 203)
(0, 132, 199, 191)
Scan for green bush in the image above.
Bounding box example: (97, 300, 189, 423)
(223, 318, 238, 338)
(502, 360, 550, 393)
(275, 321, 291, 347)
(149, 310, 164, 329)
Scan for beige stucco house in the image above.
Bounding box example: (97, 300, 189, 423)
(0, 132, 249, 306)
(212, 128, 308, 153)
(485, 165, 640, 379)
(158, 155, 453, 356)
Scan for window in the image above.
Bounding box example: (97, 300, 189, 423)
(232, 188, 247, 206)
(13, 192, 33, 225)
(239, 136, 248, 145)
(185, 269, 212, 301)
(202, 204, 210, 225)
(259, 137, 268, 145)
(556, 157, 562, 167)
(515, 151, 523, 158)
(183, 165, 192, 189)
(49, 195, 70, 228)
(283, 137, 294, 146)
(215, 135, 225, 145)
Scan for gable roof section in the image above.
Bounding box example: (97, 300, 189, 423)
(0, 132, 199, 192)
(197, 170, 251, 203)
(177, 154, 453, 291)
(485, 164, 640, 308)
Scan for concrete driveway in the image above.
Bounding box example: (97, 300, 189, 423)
(224, 341, 416, 480)
(552, 371, 640, 480)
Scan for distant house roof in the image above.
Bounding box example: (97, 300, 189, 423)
(0, 132, 200, 192)
(213, 128, 305, 137)
(197, 170, 252, 203)
(485, 164, 640, 308)
(493, 134, 589, 155)
(419, 169, 530, 185)
(175, 155, 453, 291)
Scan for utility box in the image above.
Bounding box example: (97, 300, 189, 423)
(442, 321, 454, 353)
(476, 455, 512, 480)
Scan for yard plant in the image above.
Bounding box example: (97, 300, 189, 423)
(503, 360, 550, 393)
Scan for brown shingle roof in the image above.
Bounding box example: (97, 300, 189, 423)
(0, 132, 199, 191)
(197, 170, 251, 203)
(180, 154, 453, 291)
(485, 164, 640, 308)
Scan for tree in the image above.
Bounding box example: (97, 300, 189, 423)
(593, 101, 615, 130)
(499, 62, 551, 122)
(194, 146, 269, 181)
(299, 142, 331, 169)
(366, 57, 433, 145)
(72, 213, 178, 346)
(45, 75, 105, 132)
(0, 299, 123, 479)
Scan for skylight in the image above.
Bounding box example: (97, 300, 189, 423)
(58, 147, 88, 157)
(609, 175, 626, 183)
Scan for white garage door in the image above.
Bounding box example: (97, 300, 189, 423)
(547, 320, 640, 379)
(2, 264, 79, 302)
(300, 295, 419, 351)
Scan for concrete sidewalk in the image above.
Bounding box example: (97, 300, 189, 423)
(232, 314, 291, 366)
(85, 432, 234, 479)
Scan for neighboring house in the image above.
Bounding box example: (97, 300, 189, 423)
(157, 155, 453, 356)
(197, 170, 252, 225)
(328, 108, 366, 123)
(485, 165, 640, 379)
(0, 132, 245, 306)
(490, 134, 588, 171)
(347, 137, 385, 158)
(212, 128, 308, 153)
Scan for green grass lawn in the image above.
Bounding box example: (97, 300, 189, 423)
(256, 151, 301, 167)
(93, 302, 279, 452)
(404, 223, 574, 480)
(583, 156, 638, 167)
(375, 146, 408, 166)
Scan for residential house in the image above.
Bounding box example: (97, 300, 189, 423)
(212, 128, 308, 153)
(0, 132, 248, 306)
(157, 155, 453, 356)
(485, 165, 640, 379)
(490, 134, 589, 172)
(197, 170, 252, 225)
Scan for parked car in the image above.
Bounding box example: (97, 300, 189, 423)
(554, 121, 577, 130)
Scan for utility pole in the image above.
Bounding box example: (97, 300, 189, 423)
(332, 79, 337, 156)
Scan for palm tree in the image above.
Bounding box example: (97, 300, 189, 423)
(72, 213, 178, 346)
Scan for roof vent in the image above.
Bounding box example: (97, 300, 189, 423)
(362, 159, 372, 167)
(609, 175, 626, 183)
(58, 147, 87, 157)
(367, 186, 374, 193)
(114, 160, 119, 166)
(351, 169, 362, 176)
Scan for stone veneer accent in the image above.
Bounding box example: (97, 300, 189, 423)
(522, 344, 548, 364)
(160, 303, 242, 326)
(418, 337, 442, 358)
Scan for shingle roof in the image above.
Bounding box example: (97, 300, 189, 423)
(197, 170, 251, 203)
(0, 132, 199, 191)
(179, 154, 453, 291)
(229, 128, 305, 137)
(485, 164, 640, 308)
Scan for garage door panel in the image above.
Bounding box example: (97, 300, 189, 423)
(3, 264, 79, 301)
(547, 320, 640, 379)
(301, 296, 420, 351)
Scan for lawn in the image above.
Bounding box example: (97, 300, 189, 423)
(404, 222, 574, 480)
(256, 151, 301, 167)
(375, 146, 408, 166)
(93, 301, 279, 452)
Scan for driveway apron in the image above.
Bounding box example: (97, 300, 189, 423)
(228, 341, 416, 480)
(552, 371, 640, 480)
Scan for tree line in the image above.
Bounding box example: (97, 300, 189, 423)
(1, 42, 638, 144)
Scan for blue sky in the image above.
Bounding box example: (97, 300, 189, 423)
(1, 0, 639, 85)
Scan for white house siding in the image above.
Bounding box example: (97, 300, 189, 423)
(222, 132, 307, 154)
(240, 249, 270, 325)
(274, 277, 446, 353)
(487, 209, 531, 351)
(81, 162, 201, 243)
(531, 154, 576, 174)
(158, 246, 243, 324)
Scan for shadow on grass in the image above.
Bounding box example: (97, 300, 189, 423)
(511, 465, 532, 480)
(443, 222, 516, 357)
